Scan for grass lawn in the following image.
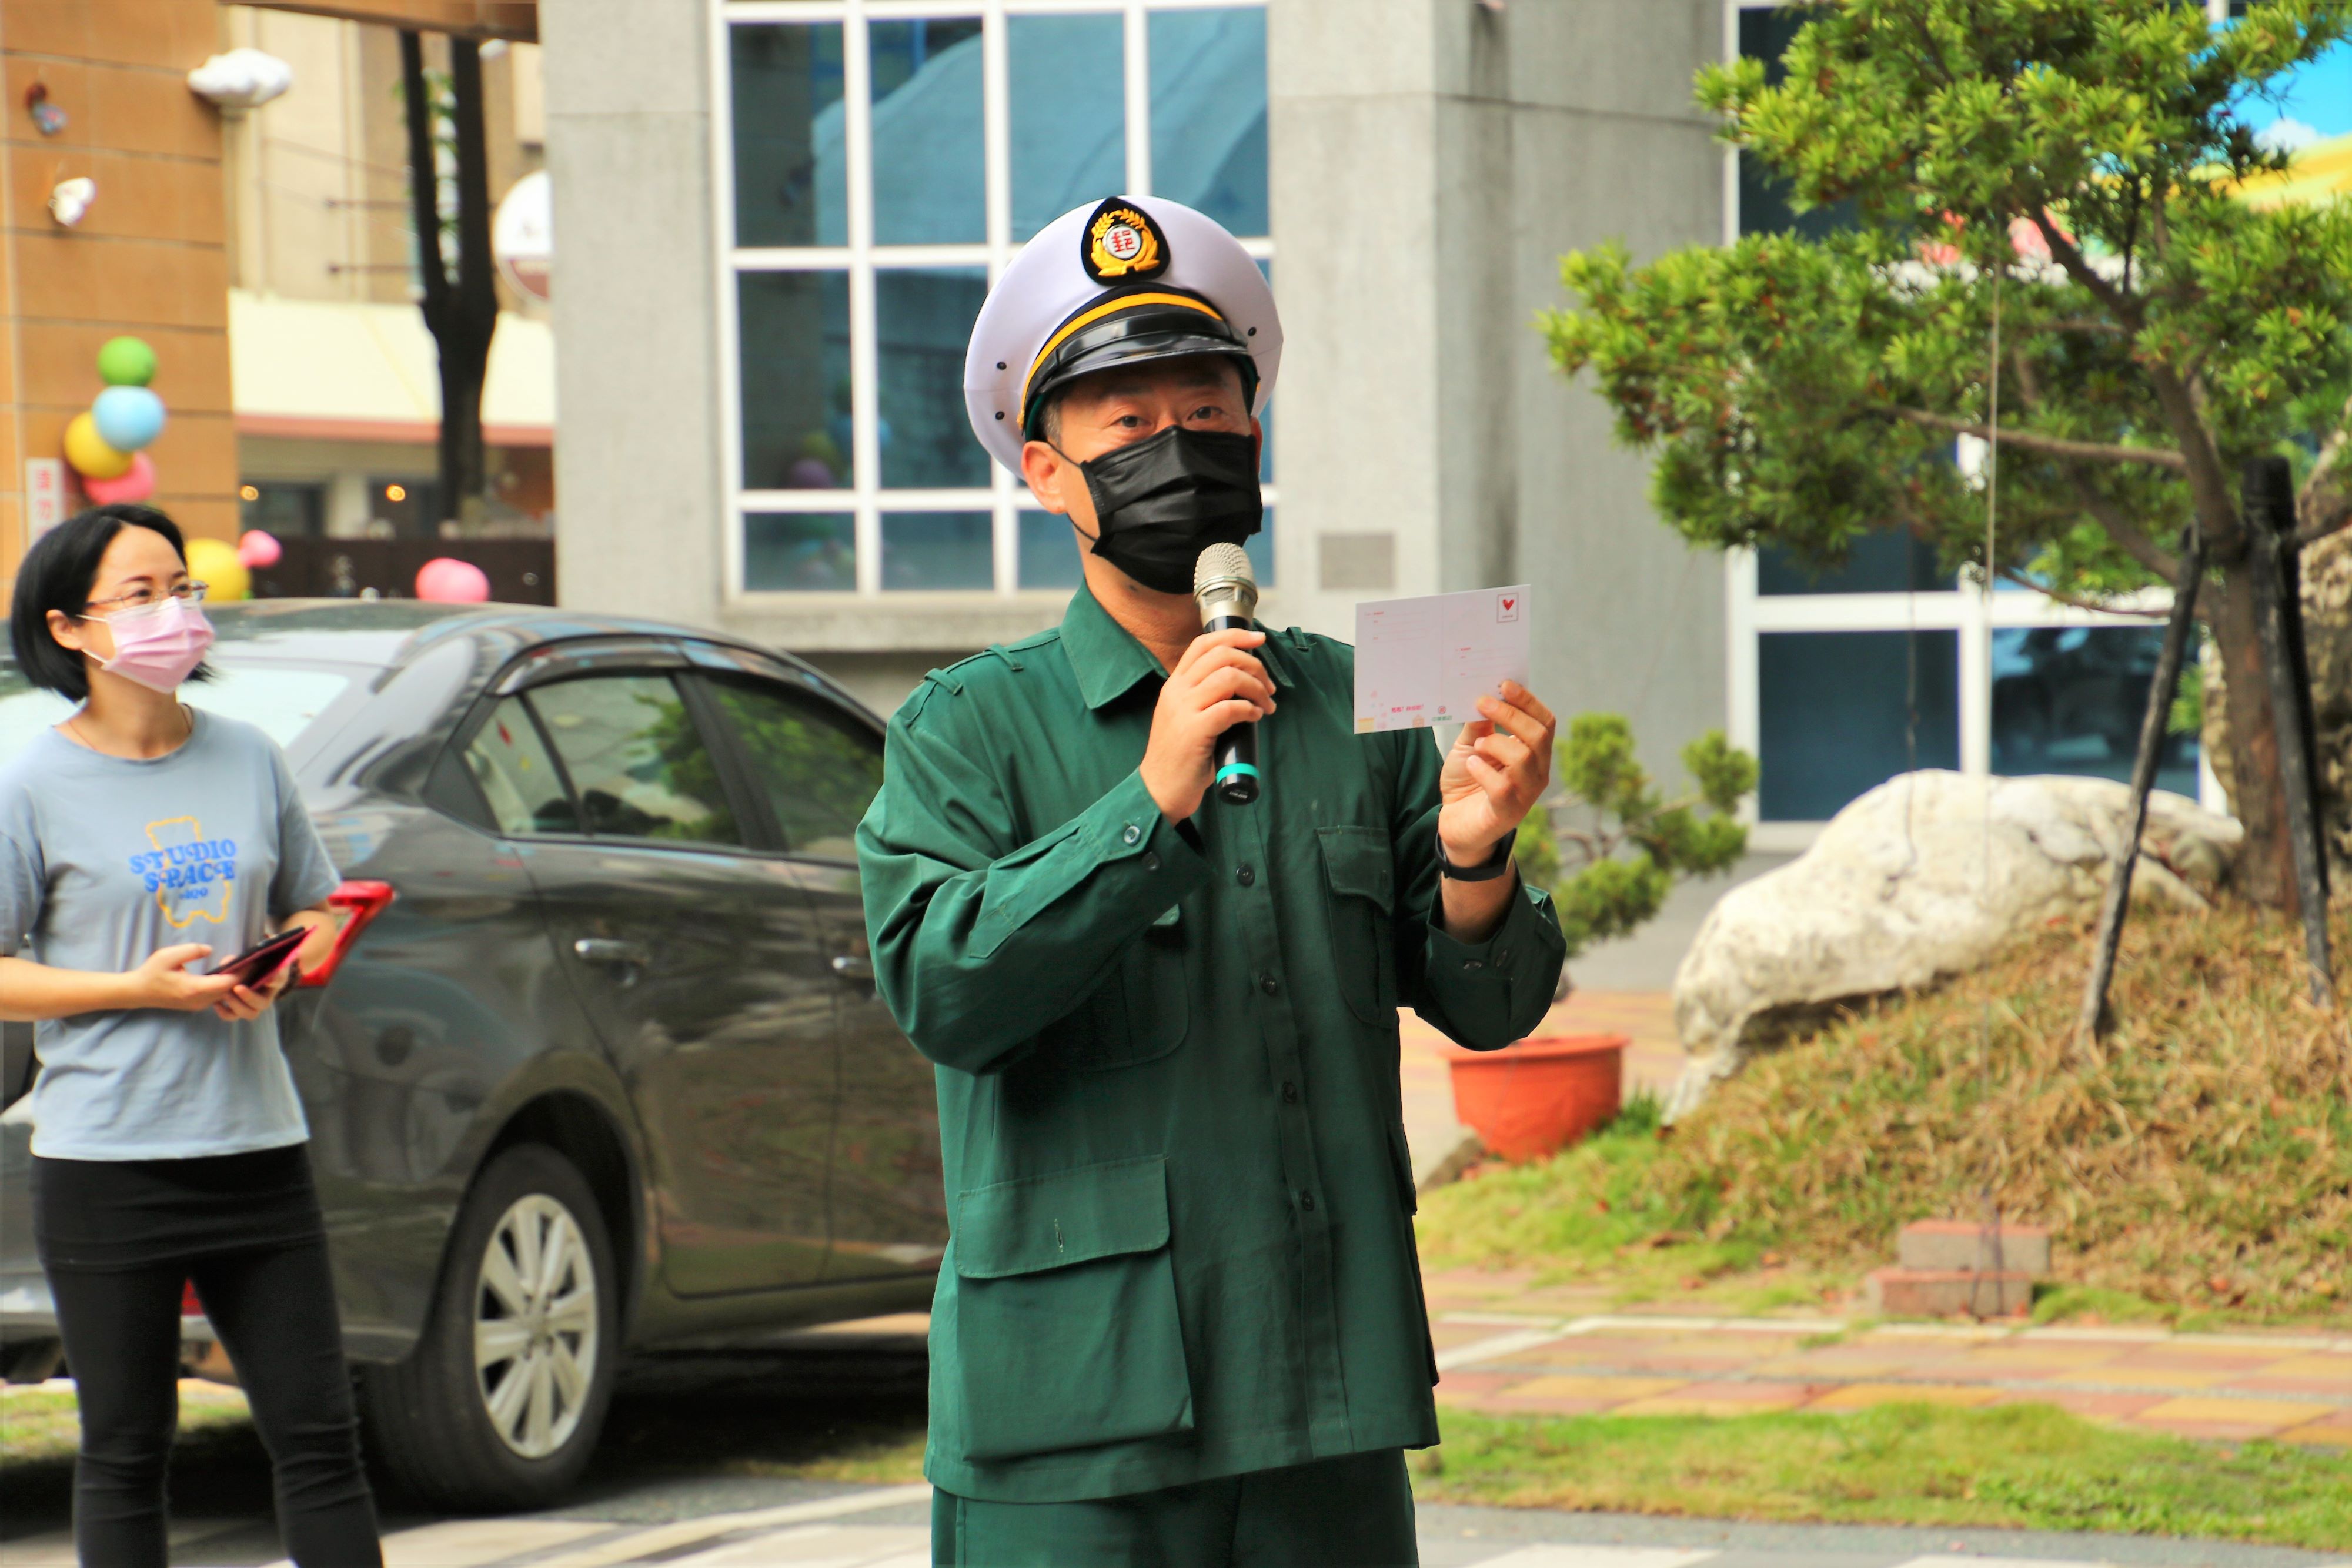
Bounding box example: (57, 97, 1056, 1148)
(591, 1381, 931, 1487)
(1419, 900, 2352, 1325)
(0, 1387, 253, 1467)
(1416, 1404, 2352, 1551)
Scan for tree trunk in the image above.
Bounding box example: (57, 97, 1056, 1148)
(399, 31, 499, 536)
(2204, 526, 2352, 895)
(2303, 530, 2352, 872)
(2210, 561, 2295, 910)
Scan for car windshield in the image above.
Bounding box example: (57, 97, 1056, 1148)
(0, 659, 366, 763)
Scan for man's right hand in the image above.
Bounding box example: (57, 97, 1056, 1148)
(1141, 628, 1276, 822)
(123, 944, 241, 1012)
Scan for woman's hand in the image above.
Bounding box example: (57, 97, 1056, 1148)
(211, 981, 275, 1022)
(212, 910, 339, 1021)
(124, 944, 242, 1013)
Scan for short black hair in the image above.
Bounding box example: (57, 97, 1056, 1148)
(9, 504, 209, 702)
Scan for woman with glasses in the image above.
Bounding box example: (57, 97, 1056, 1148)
(0, 506, 382, 1567)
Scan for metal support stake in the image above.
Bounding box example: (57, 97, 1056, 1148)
(2246, 456, 2336, 1009)
(2077, 525, 2206, 1042)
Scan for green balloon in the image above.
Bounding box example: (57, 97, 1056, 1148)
(96, 336, 157, 388)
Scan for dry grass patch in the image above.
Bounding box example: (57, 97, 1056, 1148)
(1423, 900, 2352, 1322)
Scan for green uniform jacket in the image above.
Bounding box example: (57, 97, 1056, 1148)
(856, 586, 1566, 1503)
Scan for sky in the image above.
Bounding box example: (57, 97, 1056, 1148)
(2235, 38, 2352, 151)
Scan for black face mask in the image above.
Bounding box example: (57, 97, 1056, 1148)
(1061, 425, 1263, 596)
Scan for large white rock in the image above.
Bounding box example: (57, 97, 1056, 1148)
(1666, 771, 2241, 1120)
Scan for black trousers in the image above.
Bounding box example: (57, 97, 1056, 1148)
(36, 1152, 381, 1567)
(933, 1450, 1418, 1567)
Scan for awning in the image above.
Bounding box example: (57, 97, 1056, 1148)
(230, 290, 556, 447)
(232, 2, 535, 42)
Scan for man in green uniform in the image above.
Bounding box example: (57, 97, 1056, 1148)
(857, 195, 1568, 1567)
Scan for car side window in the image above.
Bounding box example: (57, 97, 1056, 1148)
(462, 695, 579, 837)
(704, 678, 883, 861)
(528, 674, 741, 846)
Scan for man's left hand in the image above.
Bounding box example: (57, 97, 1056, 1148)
(1437, 681, 1556, 866)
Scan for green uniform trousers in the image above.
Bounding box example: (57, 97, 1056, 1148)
(930, 1449, 1417, 1567)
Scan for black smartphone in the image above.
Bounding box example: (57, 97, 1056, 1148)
(212, 928, 308, 988)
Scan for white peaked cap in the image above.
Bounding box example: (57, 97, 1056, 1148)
(964, 195, 1282, 474)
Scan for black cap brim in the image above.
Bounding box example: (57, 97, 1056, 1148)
(1021, 290, 1259, 440)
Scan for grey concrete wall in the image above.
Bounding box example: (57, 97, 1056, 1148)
(1498, 1, 1730, 774)
(1268, 0, 1445, 621)
(543, 0, 724, 631)
(1271, 0, 1730, 778)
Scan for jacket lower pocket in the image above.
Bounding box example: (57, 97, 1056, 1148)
(951, 1156, 1194, 1461)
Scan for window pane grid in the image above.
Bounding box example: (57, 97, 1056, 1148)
(721, 0, 1270, 598)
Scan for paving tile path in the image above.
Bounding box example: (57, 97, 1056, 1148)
(1421, 1280, 2352, 1448)
(1400, 994, 2352, 1452)
(9, 1486, 2342, 1568)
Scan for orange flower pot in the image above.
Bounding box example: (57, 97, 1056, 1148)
(1444, 1034, 1628, 1162)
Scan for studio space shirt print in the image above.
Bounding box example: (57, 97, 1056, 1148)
(0, 710, 340, 1161)
(133, 816, 241, 927)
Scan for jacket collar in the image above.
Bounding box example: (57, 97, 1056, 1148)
(1060, 583, 1168, 711)
(1060, 580, 1294, 711)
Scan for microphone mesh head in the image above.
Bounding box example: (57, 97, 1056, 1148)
(1194, 541, 1255, 596)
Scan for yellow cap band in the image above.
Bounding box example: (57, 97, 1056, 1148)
(1021, 293, 1229, 416)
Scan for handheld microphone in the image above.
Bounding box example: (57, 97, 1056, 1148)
(1193, 543, 1261, 805)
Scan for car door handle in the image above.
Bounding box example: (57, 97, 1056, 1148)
(573, 938, 647, 968)
(830, 954, 874, 982)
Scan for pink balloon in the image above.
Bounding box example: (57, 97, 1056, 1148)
(80, 452, 155, 505)
(415, 557, 492, 603)
(238, 529, 283, 568)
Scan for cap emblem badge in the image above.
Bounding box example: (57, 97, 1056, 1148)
(1082, 199, 1167, 283)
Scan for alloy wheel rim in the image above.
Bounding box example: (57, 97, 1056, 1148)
(473, 1193, 598, 1460)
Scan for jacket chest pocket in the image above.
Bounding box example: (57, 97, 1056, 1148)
(950, 1156, 1193, 1462)
(1040, 920, 1190, 1072)
(1317, 825, 1398, 1026)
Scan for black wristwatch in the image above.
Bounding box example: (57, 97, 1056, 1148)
(1438, 833, 1515, 882)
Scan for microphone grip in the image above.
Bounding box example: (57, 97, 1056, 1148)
(1205, 611, 1261, 805)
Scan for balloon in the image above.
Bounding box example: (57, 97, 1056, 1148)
(238, 530, 282, 569)
(80, 453, 155, 505)
(96, 336, 158, 387)
(92, 386, 166, 452)
(64, 413, 133, 480)
(786, 457, 837, 489)
(185, 537, 250, 602)
(415, 557, 491, 603)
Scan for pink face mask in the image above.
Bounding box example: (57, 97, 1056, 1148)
(94, 596, 215, 693)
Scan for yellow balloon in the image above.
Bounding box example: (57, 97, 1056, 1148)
(185, 537, 250, 602)
(64, 412, 134, 480)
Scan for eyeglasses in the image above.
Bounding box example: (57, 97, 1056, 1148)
(82, 581, 210, 612)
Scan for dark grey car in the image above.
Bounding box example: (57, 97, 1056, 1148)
(0, 601, 944, 1508)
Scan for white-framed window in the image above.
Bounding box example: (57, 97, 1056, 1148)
(1719, 1, 2213, 845)
(710, 0, 1274, 601)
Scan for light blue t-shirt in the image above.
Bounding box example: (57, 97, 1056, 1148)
(0, 711, 340, 1159)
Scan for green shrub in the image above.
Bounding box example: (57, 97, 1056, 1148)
(1516, 715, 1758, 959)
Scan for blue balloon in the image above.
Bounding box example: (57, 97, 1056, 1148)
(92, 386, 166, 452)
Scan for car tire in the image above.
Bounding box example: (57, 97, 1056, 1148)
(360, 1144, 619, 1511)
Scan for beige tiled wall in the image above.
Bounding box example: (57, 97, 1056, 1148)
(2, 0, 237, 580)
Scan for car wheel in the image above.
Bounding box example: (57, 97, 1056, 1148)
(360, 1144, 619, 1510)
